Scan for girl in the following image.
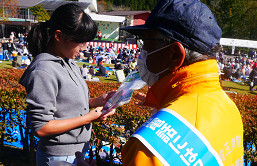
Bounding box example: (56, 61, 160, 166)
(19, 4, 116, 166)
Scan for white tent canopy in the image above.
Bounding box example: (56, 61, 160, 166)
(220, 38, 257, 48)
(88, 14, 125, 23)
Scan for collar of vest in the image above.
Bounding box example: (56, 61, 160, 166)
(144, 59, 221, 109)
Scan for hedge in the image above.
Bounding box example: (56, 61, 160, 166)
(0, 68, 256, 165)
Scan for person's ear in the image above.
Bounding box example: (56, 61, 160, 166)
(168, 42, 186, 71)
(54, 30, 63, 42)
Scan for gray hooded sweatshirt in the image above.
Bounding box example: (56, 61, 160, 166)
(19, 53, 91, 156)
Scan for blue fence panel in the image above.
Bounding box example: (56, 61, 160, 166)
(0, 108, 39, 148)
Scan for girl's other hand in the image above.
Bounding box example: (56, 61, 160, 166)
(88, 107, 116, 122)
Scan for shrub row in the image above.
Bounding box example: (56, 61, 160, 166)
(0, 68, 256, 165)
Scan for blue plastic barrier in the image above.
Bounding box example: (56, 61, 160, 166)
(0, 54, 14, 60)
(0, 108, 39, 148)
(0, 54, 28, 61)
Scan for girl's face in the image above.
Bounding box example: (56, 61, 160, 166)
(54, 30, 87, 60)
(59, 39, 87, 59)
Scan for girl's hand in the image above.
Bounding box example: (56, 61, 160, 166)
(89, 90, 117, 108)
(87, 107, 116, 122)
(99, 90, 117, 107)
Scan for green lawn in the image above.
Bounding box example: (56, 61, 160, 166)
(75, 62, 117, 83)
(0, 60, 13, 69)
(221, 80, 257, 96)
(76, 61, 115, 68)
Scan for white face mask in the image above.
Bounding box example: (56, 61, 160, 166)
(137, 44, 172, 87)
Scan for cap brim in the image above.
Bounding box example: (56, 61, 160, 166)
(120, 25, 154, 38)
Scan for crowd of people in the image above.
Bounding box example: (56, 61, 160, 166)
(80, 41, 257, 93)
(217, 50, 257, 91)
(0, 31, 31, 68)
(77, 44, 139, 80)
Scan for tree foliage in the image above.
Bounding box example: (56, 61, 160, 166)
(98, 0, 113, 12)
(99, 0, 159, 11)
(205, 0, 257, 40)
(28, 4, 50, 22)
(0, 0, 19, 21)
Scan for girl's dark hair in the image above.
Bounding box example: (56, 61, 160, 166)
(27, 3, 97, 57)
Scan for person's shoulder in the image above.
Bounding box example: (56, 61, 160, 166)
(30, 54, 62, 70)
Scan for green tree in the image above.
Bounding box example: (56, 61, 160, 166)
(28, 4, 50, 22)
(108, 0, 158, 11)
(0, 0, 19, 21)
(211, 0, 246, 39)
(124, 0, 131, 9)
(238, 1, 257, 40)
(98, 0, 108, 12)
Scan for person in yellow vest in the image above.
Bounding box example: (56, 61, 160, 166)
(120, 0, 244, 165)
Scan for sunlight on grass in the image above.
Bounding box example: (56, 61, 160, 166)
(221, 80, 257, 96)
(0, 60, 13, 69)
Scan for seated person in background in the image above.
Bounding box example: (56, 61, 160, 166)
(117, 52, 123, 60)
(89, 66, 95, 76)
(222, 65, 232, 81)
(22, 45, 29, 56)
(20, 56, 32, 68)
(249, 67, 257, 91)
(88, 56, 93, 63)
(23, 56, 31, 66)
(129, 58, 137, 72)
(95, 64, 106, 76)
(122, 53, 129, 64)
(80, 64, 89, 79)
(16, 52, 23, 66)
(241, 65, 246, 76)
(78, 50, 85, 60)
(233, 69, 242, 81)
(114, 60, 121, 70)
(245, 65, 252, 76)
(97, 57, 103, 66)
(114, 60, 125, 70)
(12, 57, 20, 68)
(105, 56, 111, 64)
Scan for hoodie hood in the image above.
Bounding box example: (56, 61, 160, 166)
(19, 53, 63, 87)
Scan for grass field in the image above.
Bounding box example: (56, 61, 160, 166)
(0, 60, 12, 69)
(1, 60, 256, 95)
(221, 80, 257, 95)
